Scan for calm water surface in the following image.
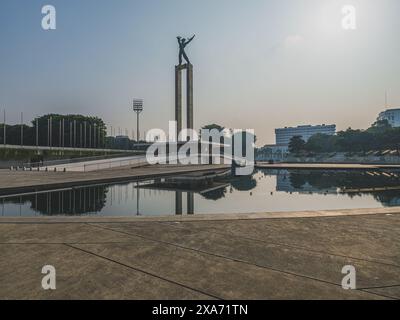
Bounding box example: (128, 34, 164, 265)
(1, 169, 400, 217)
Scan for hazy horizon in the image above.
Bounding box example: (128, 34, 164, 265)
(0, 0, 399, 145)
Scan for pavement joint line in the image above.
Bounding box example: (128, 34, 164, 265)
(0, 242, 135, 245)
(85, 222, 388, 298)
(360, 289, 398, 300)
(160, 221, 400, 269)
(63, 243, 222, 300)
(358, 284, 400, 290)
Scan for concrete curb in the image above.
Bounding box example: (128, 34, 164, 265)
(1, 207, 399, 224)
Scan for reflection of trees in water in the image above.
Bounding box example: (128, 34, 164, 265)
(261, 169, 400, 206)
(199, 174, 257, 200)
(201, 187, 227, 201)
(281, 170, 400, 190)
(372, 191, 400, 207)
(289, 174, 307, 189)
(230, 175, 257, 191)
(3, 185, 108, 215)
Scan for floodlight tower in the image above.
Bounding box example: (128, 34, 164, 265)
(133, 99, 144, 142)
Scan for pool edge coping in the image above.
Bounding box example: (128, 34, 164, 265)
(1, 207, 400, 223)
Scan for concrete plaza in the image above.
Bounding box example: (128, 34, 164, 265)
(1, 209, 399, 300)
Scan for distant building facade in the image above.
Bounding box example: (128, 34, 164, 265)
(256, 144, 289, 161)
(275, 124, 336, 145)
(378, 108, 400, 127)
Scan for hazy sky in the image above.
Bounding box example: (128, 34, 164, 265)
(0, 0, 399, 145)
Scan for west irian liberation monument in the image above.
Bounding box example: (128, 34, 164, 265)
(175, 35, 195, 139)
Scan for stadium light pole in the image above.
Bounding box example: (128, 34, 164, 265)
(133, 99, 144, 143)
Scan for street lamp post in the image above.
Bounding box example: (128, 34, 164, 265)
(3, 109, 6, 146)
(84, 121, 87, 148)
(133, 99, 144, 143)
(80, 123, 83, 148)
(62, 118, 65, 148)
(89, 124, 92, 148)
(48, 117, 53, 148)
(94, 124, 97, 149)
(20, 112, 23, 146)
(59, 119, 62, 147)
(36, 117, 39, 148)
(70, 121, 73, 148)
(74, 120, 77, 148)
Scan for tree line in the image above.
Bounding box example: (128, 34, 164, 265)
(289, 120, 400, 154)
(0, 114, 106, 148)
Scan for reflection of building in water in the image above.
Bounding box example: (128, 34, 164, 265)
(276, 171, 337, 194)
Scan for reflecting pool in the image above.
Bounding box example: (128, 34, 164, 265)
(1, 169, 400, 217)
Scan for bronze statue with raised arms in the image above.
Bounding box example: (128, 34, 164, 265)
(177, 35, 195, 65)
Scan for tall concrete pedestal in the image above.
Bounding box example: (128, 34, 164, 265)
(175, 63, 194, 140)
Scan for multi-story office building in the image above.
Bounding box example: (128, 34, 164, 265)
(378, 108, 400, 127)
(275, 124, 336, 145)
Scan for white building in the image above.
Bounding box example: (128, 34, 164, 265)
(378, 108, 400, 127)
(275, 124, 336, 145)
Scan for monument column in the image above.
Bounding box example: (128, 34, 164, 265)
(186, 63, 194, 131)
(175, 63, 194, 141)
(175, 65, 183, 138)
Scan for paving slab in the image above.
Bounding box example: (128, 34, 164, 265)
(72, 241, 383, 300)
(87, 221, 400, 290)
(178, 215, 400, 267)
(0, 212, 399, 299)
(0, 223, 133, 244)
(0, 244, 210, 300)
(365, 286, 400, 299)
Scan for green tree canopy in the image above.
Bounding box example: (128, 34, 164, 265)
(289, 136, 306, 154)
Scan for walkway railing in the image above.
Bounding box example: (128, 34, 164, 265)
(82, 157, 148, 172)
(1, 143, 143, 153)
(23, 153, 137, 169)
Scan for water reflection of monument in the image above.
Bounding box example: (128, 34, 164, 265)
(175, 191, 194, 215)
(144, 171, 258, 215)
